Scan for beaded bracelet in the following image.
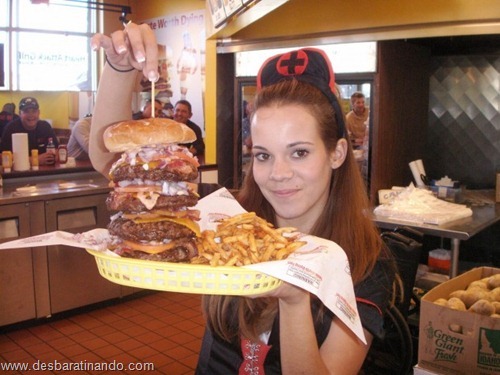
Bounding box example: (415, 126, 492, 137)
(105, 56, 135, 73)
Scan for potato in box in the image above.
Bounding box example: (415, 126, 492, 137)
(418, 267, 500, 375)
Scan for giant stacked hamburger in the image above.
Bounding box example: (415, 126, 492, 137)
(103, 118, 201, 262)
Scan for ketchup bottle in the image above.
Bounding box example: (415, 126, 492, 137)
(58, 145, 68, 164)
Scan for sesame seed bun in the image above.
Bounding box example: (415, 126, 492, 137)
(103, 118, 196, 152)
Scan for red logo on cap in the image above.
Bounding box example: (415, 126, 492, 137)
(276, 50, 308, 76)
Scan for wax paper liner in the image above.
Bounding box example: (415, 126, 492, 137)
(0, 187, 365, 343)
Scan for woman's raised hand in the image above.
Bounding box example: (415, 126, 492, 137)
(91, 22, 159, 82)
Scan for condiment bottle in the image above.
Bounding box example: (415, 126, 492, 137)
(46, 137, 56, 165)
(2, 151, 13, 172)
(58, 144, 68, 164)
(31, 149, 39, 170)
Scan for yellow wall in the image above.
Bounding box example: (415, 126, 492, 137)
(0, 92, 70, 129)
(133, 0, 204, 20)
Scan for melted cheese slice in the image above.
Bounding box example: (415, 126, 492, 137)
(136, 191, 160, 210)
(122, 240, 176, 254)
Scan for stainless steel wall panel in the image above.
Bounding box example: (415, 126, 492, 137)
(427, 55, 500, 188)
(0, 203, 37, 326)
(44, 194, 122, 314)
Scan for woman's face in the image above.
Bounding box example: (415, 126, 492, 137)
(251, 104, 338, 233)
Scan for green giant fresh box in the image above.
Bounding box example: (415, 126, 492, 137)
(418, 267, 500, 375)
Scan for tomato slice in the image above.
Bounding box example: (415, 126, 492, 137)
(171, 151, 200, 167)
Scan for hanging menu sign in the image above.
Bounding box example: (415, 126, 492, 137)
(223, 0, 244, 18)
(208, 0, 256, 29)
(208, 0, 227, 28)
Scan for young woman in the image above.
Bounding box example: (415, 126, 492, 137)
(90, 24, 394, 375)
(197, 49, 394, 375)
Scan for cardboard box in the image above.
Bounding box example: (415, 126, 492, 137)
(418, 267, 500, 375)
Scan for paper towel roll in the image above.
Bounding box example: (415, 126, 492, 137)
(409, 161, 425, 187)
(12, 133, 30, 171)
(415, 159, 426, 177)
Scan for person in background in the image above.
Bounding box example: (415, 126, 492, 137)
(0, 103, 20, 138)
(173, 99, 205, 157)
(162, 102, 174, 119)
(0, 97, 58, 165)
(346, 91, 369, 149)
(67, 114, 92, 161)
(90, 24, 395, 374)
(132, 98, 164, 120)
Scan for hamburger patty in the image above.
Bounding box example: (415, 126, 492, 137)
(108, 217, 197, 242)
(106, 191, 198, 212)
(111, 162, 198, 183)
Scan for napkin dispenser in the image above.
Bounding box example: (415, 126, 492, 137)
(429, 176, 462, 202)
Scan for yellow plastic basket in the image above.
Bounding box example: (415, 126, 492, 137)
(86, 249, 282, 295)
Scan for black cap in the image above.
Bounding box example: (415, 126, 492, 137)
(2, 103, 15, 114)
(257, 48, 346, 138)
(19, 97, 39, 111)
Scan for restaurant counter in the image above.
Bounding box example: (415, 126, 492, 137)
(373, 190, 500, 278)
(0, 159, 218, 327)
(2, 160, 96, 180)
(0, 168, 126, 327)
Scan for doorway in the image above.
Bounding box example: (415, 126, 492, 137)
(336, 77, 374, 188)
(234, 76, 374, 191)
(234, 77, 256, 188)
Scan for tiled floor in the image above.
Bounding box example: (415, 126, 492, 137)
(0, 291, 205, 374)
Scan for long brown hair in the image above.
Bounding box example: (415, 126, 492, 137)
(202, 79, 383, 342)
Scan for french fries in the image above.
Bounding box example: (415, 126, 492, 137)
(191, 212, 306, 267)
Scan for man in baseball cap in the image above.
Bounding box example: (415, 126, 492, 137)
(0, 96, 59, 165)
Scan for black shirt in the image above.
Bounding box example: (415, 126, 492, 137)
(182, 119, 205, 156)
(0, 112, 20, 139)
(195, 257, 395, 374)
(0, 118, 59, 154)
